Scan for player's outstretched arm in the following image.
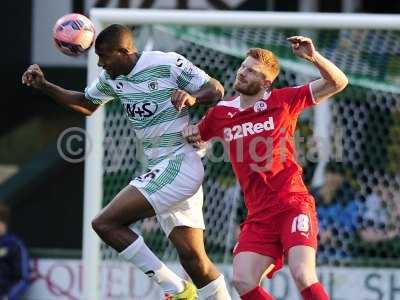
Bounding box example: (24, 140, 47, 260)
(287, 36, 348, 102)
(22, 64, 99, 116)
(192, 77, 224, 104)
(171, 77, 224, 112)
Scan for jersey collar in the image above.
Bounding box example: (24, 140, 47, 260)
(115, 52, 146, 80)
(217, 90, 272, 111)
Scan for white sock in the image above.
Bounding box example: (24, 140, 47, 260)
(197, 274, 232, 300)
(119, 235, 185, 295)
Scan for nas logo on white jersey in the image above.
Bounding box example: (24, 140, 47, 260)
(124, 101, 158, 120)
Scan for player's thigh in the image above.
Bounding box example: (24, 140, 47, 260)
(96, 185, 155, 224)
(280, 193, 319, 285)
(131, 153, 204, 215)
(280, 193, 318, 256)
(155, 185, 205, 237)
(287, 245, 318, 288)
(287, 245, 316, 271)
(233, 221, 282, 264)
(233, 252, 275, 293)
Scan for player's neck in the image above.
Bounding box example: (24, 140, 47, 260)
(240, 88, 268, 110)
(126, 52, 141, 75)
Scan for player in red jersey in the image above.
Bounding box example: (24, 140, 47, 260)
(183, 36, 348, 300)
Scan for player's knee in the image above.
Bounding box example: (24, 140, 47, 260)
(232, 272, 258, 295)
(91, 216, 111, 237)
(290, 263, 317, 289)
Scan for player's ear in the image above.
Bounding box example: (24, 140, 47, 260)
(118, 47, 131, 55)
(263, 79, 272, 90)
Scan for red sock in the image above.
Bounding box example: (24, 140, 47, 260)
(241, 286, 274, 300)
(301, 282, 329, 300)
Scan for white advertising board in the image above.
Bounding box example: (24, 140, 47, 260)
(24, 259, 400, 300)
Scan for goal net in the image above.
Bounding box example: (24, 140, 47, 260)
(84, 9, 400, 299)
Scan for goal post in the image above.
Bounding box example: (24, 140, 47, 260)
(90, 9, 400, 29)
(84, 9, 400, 300)
(82, 17, 104, 300)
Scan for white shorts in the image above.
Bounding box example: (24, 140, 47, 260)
(129, 152, 205, 236)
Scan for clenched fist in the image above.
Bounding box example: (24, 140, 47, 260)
(171, 89, 197, 112)
(22, 64, 46, 89)
(183, 124, 202, 144)
(287, 36, 317, 62)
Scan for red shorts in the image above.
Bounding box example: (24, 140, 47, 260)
(233, 192, 318, 278)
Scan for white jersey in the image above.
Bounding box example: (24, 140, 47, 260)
(85, 51, 210, 167)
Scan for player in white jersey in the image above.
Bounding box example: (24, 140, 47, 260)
(22, 24, 231, 300)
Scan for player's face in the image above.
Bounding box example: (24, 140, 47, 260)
(325, 172, 344, 191)
(234, 56, 268, 96)
(96, 44, 129, 79)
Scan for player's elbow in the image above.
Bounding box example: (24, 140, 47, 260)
(83, 110, 94, 117)
(326, 76, 348, 98)
(216, 81, 225, 100)
(335, 74, 348, 92)
(210, 78, 225, 101)
(82, 109, 96, 117)
(79, 108, 95, 117)
(83, 103, 100, 116)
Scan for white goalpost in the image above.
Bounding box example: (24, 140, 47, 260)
(83, 9, 400, 300)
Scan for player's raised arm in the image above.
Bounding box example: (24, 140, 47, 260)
(169, 52, 224, 111)
(172, 77, 224, 112)
(287, 36, 348, 102)
(22, 64, 99, 116)
(191, 77, 225, 104)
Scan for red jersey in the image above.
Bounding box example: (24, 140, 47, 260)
(198, 84, 317, 221)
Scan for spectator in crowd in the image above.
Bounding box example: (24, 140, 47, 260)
(0, 203, 29, 300)
(311, 162, 362, 264)
(358, 183, 395, 242)
(355, 182, 400, 258)
(339, 181, 400, 262)
(313, 164, 400, 262)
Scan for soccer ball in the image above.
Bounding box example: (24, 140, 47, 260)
(53, 13, 95, 57)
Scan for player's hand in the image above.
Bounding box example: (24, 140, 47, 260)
(171, 89, 197, 112)
(22, 64, 46, 89)
(183, 124, 202, 144)
(287, 36, 317, 62)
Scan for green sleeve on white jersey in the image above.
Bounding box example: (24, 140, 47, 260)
(169, 52, 210, 93)
(84, 71, 116, 105)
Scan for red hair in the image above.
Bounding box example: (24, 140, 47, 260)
(247, 48, 280, 81)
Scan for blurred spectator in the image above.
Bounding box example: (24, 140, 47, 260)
(311, 162, 362, 264)
(358, 182, 399, 243)
(0, 203, 29, 300)
(347, 181, 400, 262)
